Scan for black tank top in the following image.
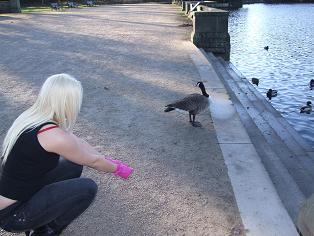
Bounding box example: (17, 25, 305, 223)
(0, 122, 60, 201)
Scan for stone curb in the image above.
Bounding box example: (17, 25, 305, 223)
(185, 41, 299, 236)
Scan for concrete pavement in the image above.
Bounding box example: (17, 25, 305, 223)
(0, 4, 243, 236)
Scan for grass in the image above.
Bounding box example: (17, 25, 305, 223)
(21, 6, 53, 13)
(21, 4, 96, 13)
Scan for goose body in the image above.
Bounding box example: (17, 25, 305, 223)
(309, 79, 314, 90)
(165, 94, 209, 115)
(266, 89, 277, 100)
(300, 101, 312, 114)
(264, 46, 269, 51)
(164, 82, 209, 127)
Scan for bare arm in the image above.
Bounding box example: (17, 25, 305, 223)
(37, 126, 117, 173)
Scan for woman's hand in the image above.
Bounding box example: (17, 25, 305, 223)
(106, 158, 133, 179)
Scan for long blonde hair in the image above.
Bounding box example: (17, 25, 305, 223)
(2, 73, 83, 163)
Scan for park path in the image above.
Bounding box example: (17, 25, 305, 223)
(0, 4, 244, 235)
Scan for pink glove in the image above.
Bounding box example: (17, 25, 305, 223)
(107, 158, 133, 179)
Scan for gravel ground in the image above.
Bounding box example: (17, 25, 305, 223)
(0, 4, 244, 235)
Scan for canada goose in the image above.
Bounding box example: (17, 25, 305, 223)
(164, 82, 209, 127)
(252, 78, 259, 86)
(264, 46, 269, 51)
(266, 89, 277, 100)
(309, 79, 314, 90)
(300, 101, 312, 114)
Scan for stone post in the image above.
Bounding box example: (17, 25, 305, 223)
(191, 6, 230, 60)
(9, 0, 21, 12)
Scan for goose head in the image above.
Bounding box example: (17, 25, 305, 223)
(306, 101, 312, 106)
(196, 82, 209, 97)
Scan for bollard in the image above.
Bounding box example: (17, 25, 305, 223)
(191, 6, 230, 60)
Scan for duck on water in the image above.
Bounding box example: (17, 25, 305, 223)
(309, 79, 314, 90)
(300, 101, 312, 114)
(266, 89, 278, 100)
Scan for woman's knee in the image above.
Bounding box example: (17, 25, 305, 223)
(80, 178, 98, 198)
(70, 163, 83, 178)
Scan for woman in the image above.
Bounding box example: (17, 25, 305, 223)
(0, 74, 133, 236)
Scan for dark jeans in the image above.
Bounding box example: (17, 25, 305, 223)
(0, 158, 98, 234)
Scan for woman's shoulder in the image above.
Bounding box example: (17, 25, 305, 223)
(37, 122, 59, 135)
(37, 125, 76, 154)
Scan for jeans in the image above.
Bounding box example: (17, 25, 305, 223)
(0, 158, 98, 234)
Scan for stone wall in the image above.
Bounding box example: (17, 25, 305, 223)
(0, 1, 10, 12)
(0, 0, 21, 13)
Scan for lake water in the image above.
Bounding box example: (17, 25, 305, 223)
(228, 3, 314, 147)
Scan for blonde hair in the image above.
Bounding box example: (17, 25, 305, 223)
(2, 73, 83, 163)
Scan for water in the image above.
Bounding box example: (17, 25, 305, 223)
(228, 3, 314, 147)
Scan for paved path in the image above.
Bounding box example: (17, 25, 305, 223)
(0, 4, 244, 236)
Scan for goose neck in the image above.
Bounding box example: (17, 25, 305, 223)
(200, 87, 209, 97)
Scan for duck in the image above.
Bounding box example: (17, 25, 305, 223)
(252, 78, 259, 86)
(266, 89, 277, 100)
(300, 101, 312, 114)
(264, 46, 269, 51)
(309, 79, 314, 90)
(164, 82, 209, 127)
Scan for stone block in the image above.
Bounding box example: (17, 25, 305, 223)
(191, 7, 230, 60)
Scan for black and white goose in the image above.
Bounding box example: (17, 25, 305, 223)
(164, 82, 209, 127)
(300, 101, 312, 114)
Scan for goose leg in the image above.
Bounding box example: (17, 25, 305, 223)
(189, 113, 192, 123)
(191, 114, 202, 127)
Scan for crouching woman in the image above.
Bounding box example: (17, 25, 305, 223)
(0, 74, 133, 235)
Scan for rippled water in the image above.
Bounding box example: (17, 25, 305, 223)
(228, 3, 314, 146)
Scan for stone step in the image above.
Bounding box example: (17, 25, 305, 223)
(233, 79, 308, 156)
(223, 61, 314, 154)
(219, 58, 314, 159)
(216, 57, 314, 197)
(202, 51, 305, 222)
(214, 59, 314, 193)
(222, 81, 314, 195)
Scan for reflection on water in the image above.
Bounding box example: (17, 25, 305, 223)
(229, 3, 314, 146)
